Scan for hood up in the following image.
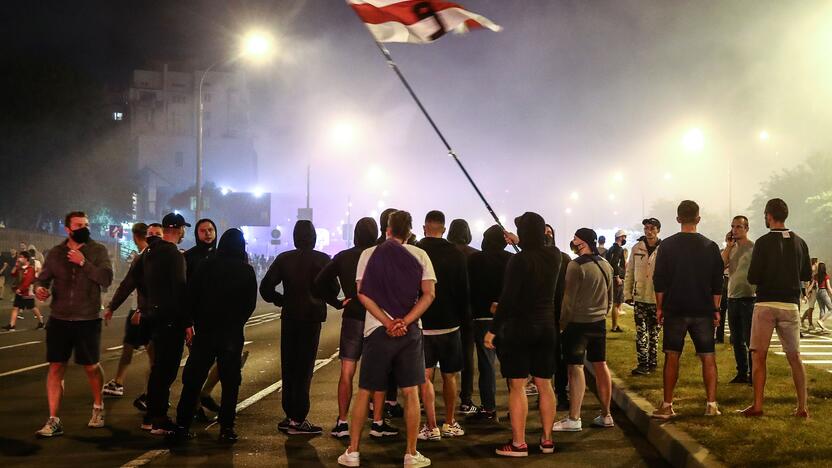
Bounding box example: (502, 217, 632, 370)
(447, 219, 473, 246)
(515, 212, 546, 250)
(217, 228, 247, 262)
(293, 220, 317, 250)
(354, 217, 379, 249)
(481, 224, 507, 252)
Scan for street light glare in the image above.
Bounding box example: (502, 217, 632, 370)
(682, 128, 705, 153)
(241, 31, 274, 60)
(759, 130, 770, 141)
(330, 121, 357, 149)
(569, 191, 579, 201)
(613, 172, 624, 183)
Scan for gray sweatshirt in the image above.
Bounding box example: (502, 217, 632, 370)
(561, 254, 613, 325)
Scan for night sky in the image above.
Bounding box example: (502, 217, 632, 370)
(3, 1, 831, 246)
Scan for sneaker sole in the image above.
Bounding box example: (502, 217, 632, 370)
(331, 430, 350, 438)
(441, 431, 464, 437)
(404, 459, 432, 467)
(495, 449, 528, 457)
(287, 429, 322, 435)
(36, 430, 64, 438)
(103, 391, 124, 397)
(651, 414, 674, 420)
(88, 422, 105, 428)
(337, 456, 360, 467)
(552, 427, 582, 432)
(417, 435, 441, 441)
(539, 445, 555, 454)
(369, 431, 398, 438)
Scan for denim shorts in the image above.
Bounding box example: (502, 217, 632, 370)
(662, 315, 715, 354)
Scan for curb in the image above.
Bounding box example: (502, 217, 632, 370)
(585, 364, 726, 468)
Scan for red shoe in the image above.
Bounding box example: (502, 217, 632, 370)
(496, 440, 528, 457)
(539, 438, 555, 454)
(794, 408, 810, 419)
(737, 406, 763, 417)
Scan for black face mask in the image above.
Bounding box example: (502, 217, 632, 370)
(544, 235, 555, 247)
(70, 227, 91, 244)
(569, 241, 581, 255)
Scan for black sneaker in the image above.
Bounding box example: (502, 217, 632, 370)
(631, 367, 651, 376)
(369, 420, 399, 438)
(194, 407, 215, 423)
(150, 419, 178, 436)
(165, 425, 196, 442)
(467, 407, 497, 421)
(384, 402, 404, 418)
(610, 326, 624, 333)
(458, 403, 480, 415)
(1, 324, 14, 331)
(219, 427, 239, 442)
(277, 418, 292, 433)
(36, 321, 45, 329)
(330, 421, 349, 438)
(133, 394, 148, 412)
(287, 420, 322, 435)
(729, 374, 750, 384)
(200, 395, 221, 413)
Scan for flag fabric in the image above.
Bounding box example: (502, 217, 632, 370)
(348, 0, 501, 44)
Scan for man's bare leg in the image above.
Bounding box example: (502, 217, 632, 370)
(441, 372, 457, 424)
(114, 344, 135, 385)
(568, 365, 585, 420)
(47, 363, 67, 418)
(662, 352, 680, 404)
(338, 360, 357, 421)
(508, 378, 528, 446)
(420, 368, 437, 429)
(785, 351, 808, 414)
(751, 350, 768, 411)
(700, 354, 718, 402)
(533, 377, 555, 441)
(347, 389, 371, 453)
(84, 363, 104, 407)
(402, 386, 421, 456)
(592, 362, 612, 415)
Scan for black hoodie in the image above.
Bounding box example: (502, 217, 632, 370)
(492, 212, 561, 332)
(416, 235, 469, 330)
(259, 220, 335, 322)
(468, 225, 513, 320)
(315, 218, 378, 321)
(448, 219, 479, 258)
(188, 228, 257, 337)
(184, 218, 217, 280)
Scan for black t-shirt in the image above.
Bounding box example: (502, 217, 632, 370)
(653, 232, 723, 317)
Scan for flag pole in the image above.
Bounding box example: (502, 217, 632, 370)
(367, 38, 518, 250)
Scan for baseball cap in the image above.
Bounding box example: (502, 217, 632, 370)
(642, 217, 661, 229)
(614, 229, 627, 238)
(162, 212, 191, 228)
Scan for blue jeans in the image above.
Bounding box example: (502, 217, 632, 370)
(473, 320, 497, 411)
(727, 298, 754, 376)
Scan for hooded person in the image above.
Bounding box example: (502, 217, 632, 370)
(446, 217, 480, 413)
(260, 220, 335, 434)
(314, 218, 394, 437)
(173, 228, 258, 441)
(484, 212, 562, 457)
(467, 224, 513, 418)
(184, 218, 217, 280)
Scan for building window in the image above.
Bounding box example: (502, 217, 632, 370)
(175, 151, 184, 168)
(112, 112, 123, 121)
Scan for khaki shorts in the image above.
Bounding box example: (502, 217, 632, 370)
(750, 305, 800, 354)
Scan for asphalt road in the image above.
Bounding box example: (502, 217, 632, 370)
(0, 297, 667, 467)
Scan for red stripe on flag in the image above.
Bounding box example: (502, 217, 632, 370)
(351, 0, 481, 27)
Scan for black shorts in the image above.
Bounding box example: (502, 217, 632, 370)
(423, 329, 463, 373)
(613, 283, 624, 304)
(359, 325, 426, 391)
(123, 309, 152, 348)
(562, 320, 607, 365)
(13, 294, 35, 310)
(46, 318, 102, 365)
(339, 317, 364, 361)
(497, 321, 556, 379)
(662, 315, 715, 354)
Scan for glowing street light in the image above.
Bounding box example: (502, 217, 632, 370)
(663, 172, 673, 181)
(758, 130, 770, 141)
(241, 30, 275, 61)
(612, 172, 624, 183)
(565, 207, 573, 215)
(252, 187, 265, 198)
(329, 120, 359, 150)
(682, 128, 705, 153)
(569, 191, 579, 201)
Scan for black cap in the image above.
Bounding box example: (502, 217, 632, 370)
(575, 227, 600, 254)
(642, 218, 661, 229)
(162, 212, 191, 228)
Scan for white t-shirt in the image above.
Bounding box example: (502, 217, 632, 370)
(355, 244, 437, 337)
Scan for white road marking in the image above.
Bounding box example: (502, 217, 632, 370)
(775, 352, 832, 356)
(122, 349, 339, 467)
(107, 345, 125, 351)
(0, 340, 41, 351)
(0, 362, 49, 377)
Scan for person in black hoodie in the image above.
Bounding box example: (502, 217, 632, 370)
(184, 218, 217, 279)
(260, 220, 337, 434)
(416, 210, 469, 440)
(549, 225, 573, 411)
(484, 212, 561, 457)
(172, 228, 257, 442)
(315, 218, 396, 439)
(467, 224, 512, 420)
(448, 218, 479, 414)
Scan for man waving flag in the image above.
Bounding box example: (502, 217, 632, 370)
(349, 0, 501, 44)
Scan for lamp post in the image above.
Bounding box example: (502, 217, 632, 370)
(194, 30, 274, 221)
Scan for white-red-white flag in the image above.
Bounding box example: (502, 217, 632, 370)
(348, 0, 501, 44)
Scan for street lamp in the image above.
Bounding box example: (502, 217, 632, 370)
(682, 128, 705, 153)
(195, 30, 275, 221)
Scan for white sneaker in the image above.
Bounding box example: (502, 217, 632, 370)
(404, 451, 431, 467)
(592, 414, 614, 428)
(337, 448, 360, 467)
(440, 421, 465, 437)
(88, 406, 105, 428)
(552, 417, 582, 432)
(705, 402, 722, 417)
(417, 424, 441, 441)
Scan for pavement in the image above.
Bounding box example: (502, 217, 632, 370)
(0, 298, 667, 467)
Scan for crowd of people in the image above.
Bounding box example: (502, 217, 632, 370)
(2, 196, 827, 467)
